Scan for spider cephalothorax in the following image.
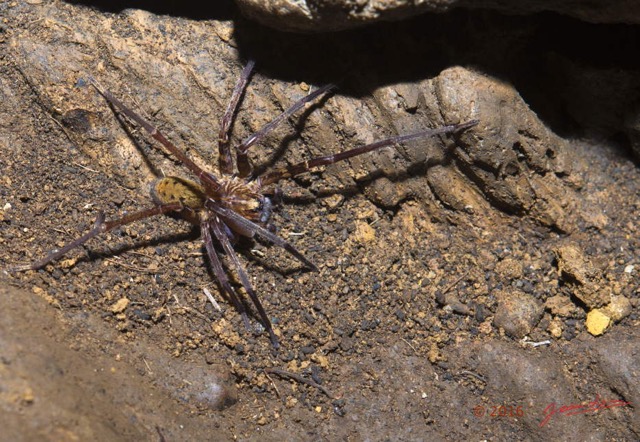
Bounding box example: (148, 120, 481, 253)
(8, 60, 477, 348)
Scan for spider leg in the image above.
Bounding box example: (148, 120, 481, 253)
(210, 217, 280, 348)
(7, 203, 184, 273)
(88, 78, 221, 192)
(206, 202, 318, 272)
(201, 217, 252, 331)
(259, 120, 479, 186)
(218, 60, 255, 175)
(236, 83, 337, 178)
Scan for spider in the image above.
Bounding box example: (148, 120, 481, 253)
(8, 60, 478, 347)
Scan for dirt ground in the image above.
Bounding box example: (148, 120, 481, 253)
(1, 2, 639, 441)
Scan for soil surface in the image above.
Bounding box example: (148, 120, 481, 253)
(1, 2, 639, 441)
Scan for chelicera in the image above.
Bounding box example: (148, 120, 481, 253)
(9, 61, 477, 347)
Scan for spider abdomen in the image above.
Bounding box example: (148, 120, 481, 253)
(150, 176, 206, 209)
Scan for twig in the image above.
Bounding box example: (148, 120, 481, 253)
(265, 367, 336, 399)
(72, 162, 99, 174)
(458, 370, 486, 383)
(203, 287, 222, 311)
(442, 270, 469, 294)
(143, 357, 153, 375)
(402, 338, 418, 354)
(263, 371, 281, 398)
(521, 337, 552, 348)
(104, 257, 154, 273)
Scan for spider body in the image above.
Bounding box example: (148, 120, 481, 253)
(151, 175, 266, 229)
(9, 61, 478, 348)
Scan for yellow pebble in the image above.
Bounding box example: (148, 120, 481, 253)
(110, 297, 130, 313)
(586, 309, 611, 336)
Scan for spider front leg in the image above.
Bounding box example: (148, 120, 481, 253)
(7, 203, 184, 273)
(259, 120, 479, 186)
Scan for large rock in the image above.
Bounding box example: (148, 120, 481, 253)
(236, 0, 640, 32)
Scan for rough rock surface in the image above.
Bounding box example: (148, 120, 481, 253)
(1, 2, 638, 440)
(236, 0, 640, 32)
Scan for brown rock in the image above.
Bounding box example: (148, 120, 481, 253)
(554, 244, 609, 308)
(236, 0, 640, 32)
(545, 294, 580, 318)
(495, 258, 524, 280)
(494, 290, 544, 338)
(602, 295, 633, 322)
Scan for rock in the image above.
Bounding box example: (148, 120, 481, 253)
(236, 0, 640, 32)
(548, 317, 563, 338)
(353, 220, 376, 243)
(554, 244, 609, 308)
(110, 297, 130, 314)
(357, 66, 578, 231)
(544, 294, 580, 318)
(493, 290, 544, 338)
(451, 339, 606, 440)
(426, 165, 486, 213)
(236, 0, 469, 32)
(585, 327, 640, 434)
(495, 258, 524, 280)
(0, 286, 238, 440)
(585, 309, 611, 336)
(433, 67, 576, 232)
(602, 295, 632, 322)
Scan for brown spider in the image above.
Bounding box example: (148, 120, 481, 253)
(8, 61, 478, 347)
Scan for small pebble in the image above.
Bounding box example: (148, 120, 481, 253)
(493, 290, 543, 338)
(110, 297, 130, 314)
(586, 309, 610, 336)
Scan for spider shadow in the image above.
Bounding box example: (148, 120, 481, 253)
(249, 91, 335, 179)
(278, 133, 465, 207)
(199, 232, 311, 329)
(80, 223, 200, 267)
(58, 211, 307, 328)
(109, 103, 166, 178)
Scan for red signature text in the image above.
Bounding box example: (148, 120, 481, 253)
(540, 395, 631, 427)
(473, 405, 524, 418)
